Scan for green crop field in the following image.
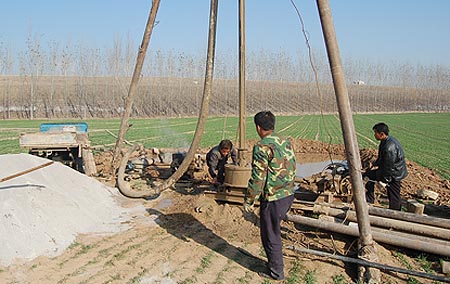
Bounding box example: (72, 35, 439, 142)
(1, 112, 449, 180)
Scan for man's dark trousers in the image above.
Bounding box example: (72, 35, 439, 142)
(364, 170, 378, 204)
(259, 194, 294, 280)
(387, 180, 401, 210)
(364, 170, 402, 210)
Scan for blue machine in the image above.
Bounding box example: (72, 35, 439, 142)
(39, 122, 88, 133)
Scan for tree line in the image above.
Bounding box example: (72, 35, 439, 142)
(1, 35, 449, 119)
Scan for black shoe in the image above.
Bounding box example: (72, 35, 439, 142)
(258, 271, 284, 282)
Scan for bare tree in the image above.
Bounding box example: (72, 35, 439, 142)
(1, 29, 449, 119)
(0, 42, 14, 119)
(22, 30, 45, 119)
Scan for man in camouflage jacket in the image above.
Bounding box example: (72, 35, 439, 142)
(244, 111, 296, 282)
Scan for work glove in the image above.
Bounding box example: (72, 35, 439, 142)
(243, 202, 255, 213)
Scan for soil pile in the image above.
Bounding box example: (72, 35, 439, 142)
(0, 154, 145, 266)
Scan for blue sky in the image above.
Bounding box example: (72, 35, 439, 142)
(1, 0, 450, 68)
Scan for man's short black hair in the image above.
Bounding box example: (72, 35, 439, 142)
(219, 139, 233, 150)
(254, 111, 275, 131)
(373, 122, 389, 135)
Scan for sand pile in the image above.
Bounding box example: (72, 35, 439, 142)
(0, 153, 141, 266)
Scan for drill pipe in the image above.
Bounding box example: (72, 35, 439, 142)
(298, 200, 450, 230)
(313, 205, 450, 241)
(285, 214, 450, 257)
(368, 206, 450, 230)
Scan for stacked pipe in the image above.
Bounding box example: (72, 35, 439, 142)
(285, 203, 450, 257)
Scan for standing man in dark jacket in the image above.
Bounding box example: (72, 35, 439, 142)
(206, 139, 237, 184)
(244, 111, 296, 282)
(365, 122, 408, 210)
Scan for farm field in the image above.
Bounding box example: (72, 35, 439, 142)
(1, 112, 449, 180)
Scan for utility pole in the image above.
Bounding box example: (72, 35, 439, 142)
(238, 0, 247, 166)
(315, 0, 379, 282)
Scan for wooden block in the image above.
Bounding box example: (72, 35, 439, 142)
(323, 192, 333, 203)
(442, 260, 450, 274)
(406, 199, 425, 215)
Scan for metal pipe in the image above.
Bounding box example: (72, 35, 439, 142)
(368, 206, 450, 230)
(314, 205, 450, 241)
(287, 246, 450, 283)
(315, 0, 374, 248)
(370, 226, 450, 247)
(286, 214, 450, 257)
(299, 200, 450, 230)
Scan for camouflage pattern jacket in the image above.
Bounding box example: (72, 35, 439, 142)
(245, 134, 296, 204)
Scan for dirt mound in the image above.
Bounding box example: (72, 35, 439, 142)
(0, 153, 145, 266)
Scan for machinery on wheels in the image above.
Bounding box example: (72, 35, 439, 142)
(19, 122, 97, 176)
